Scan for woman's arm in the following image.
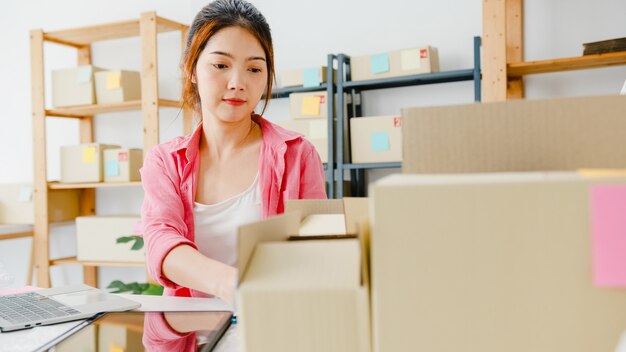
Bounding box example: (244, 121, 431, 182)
(163, 244, 237, 306)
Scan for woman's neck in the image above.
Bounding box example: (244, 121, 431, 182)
(200, 114, 260, 160)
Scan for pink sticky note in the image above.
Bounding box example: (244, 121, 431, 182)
(590, 185, 626, 286)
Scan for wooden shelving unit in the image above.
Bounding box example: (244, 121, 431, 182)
(482, 0, 626, 101)
(30, 12, 190, 288)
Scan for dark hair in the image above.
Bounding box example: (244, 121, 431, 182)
(182, 0, 275, 116)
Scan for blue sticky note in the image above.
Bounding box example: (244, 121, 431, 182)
(370, 131, 390, 152)
(370, 54, 390, 74)
(105, 159, 120, 177)
(303, 68, 320, 87)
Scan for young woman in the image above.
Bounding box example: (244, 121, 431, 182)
(141, 0, 326, 305)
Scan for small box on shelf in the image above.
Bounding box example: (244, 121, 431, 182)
(350, 46, 439, 82)
(289, 91, 329, 119)
(350, 116, 402, 164)
(94, 70, 141, 104)
(103, 148, 143, 183)
(61, 143, 120, 183)
(52, 65, 104, 107)
(76, 215, 144, 263)
(280, 66, 336, 88)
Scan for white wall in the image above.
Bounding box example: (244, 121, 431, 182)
(1, 0, 625, 289)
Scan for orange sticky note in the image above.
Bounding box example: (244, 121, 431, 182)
(301, 96, 321, 116)
(82, 146, 96, 163)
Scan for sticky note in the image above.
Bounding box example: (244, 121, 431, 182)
(82, 146, 96, 163)
(77, 66, 92, 83)
(106, 71, 121, 90)
(590, 185, 626, 286)
(18, 186, 33, 202)
(370, 53, 390, 74)
(400, 48, 422, 71)
(105, 159, 120, 177)
(303, 68, 321, 87)
(309, 120, 326, 139)
(370, 131, 390, 152)
(301, 96, 321, 116)
(118, 151, 128, 161)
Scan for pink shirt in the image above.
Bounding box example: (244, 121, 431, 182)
(140, 115, 327, 297)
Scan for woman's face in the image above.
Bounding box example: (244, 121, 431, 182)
(194, 26, 268, 124)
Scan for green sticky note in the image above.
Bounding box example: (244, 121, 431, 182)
(370, 54, 390, 74)
(303, 68, 320, 87)
(370, 131, 390, 152)
(105, 159, 120, 177)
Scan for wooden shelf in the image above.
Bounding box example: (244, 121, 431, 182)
(43, 15, 187, 47)
(50, 256, 145, 267)
(46, 99, 182, 118)
(508, 51, 626, 77)
(48, 181, 141, 189)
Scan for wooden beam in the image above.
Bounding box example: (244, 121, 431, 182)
(482, 0, 508, 102)
(77, 45, 98, 288)
(181, 27, 194, 135)
(31, 29, 51, 288)
(508, 51, 626, 76)
(141, 12, 160, 154)
(506, 0, 524, 99)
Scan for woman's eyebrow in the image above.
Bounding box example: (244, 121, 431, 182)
(209, 51, 265, 61)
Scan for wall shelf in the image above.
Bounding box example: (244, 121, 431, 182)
(507, 51, 626, 77)
(46, 99, 181, 118)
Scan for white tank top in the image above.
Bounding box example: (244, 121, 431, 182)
(193, 174, 263, 267)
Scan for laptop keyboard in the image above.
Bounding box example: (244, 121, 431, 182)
(0, 292, 80, 325)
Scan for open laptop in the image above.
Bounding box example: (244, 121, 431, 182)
(0, 284, 140, 332)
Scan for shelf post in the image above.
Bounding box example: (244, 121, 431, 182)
(140, 12, 160, 154)
(506, 0, 524, 99)
(30, 29, 51, 288)
(482, 0, 508, 102)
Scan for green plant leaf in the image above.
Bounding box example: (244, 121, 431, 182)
(116, 236, 135, 244)
(107, 280, 163, 295)
(130, 237, 144, 251)
(141, 284, 164, 296)
(107, 280, 126, 290)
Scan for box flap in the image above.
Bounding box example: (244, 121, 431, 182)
(299, 214, 346, 236)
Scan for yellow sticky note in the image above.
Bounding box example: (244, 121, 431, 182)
(82, 146, 96, 163)
(106, 71, 121, 90)
(301, 96, 321, 116)
(109, 343, 125, 352)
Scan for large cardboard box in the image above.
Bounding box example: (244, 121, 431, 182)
(237, 198, 370, 352)
(0, 183, 80, 224)
(350, 46, 439, 82)
(94, 70, 141, 104)
(52, 65, 104, 107)
(370, 172, 626, 352)
(76, 215, 143, 263)
(401, 95, 626, 174)
(275, 119, 329, 163)
(289, 91, 329, 119)
(61, 143, 120, 183)
(103, 148, 143, 183)
(280, 66, 336, 88)
(350, 116, 402, 163)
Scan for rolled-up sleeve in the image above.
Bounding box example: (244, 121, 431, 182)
(299, 141, 327, 200)
(141, 148, 197, 289)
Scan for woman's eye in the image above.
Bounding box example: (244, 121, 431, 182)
(213, 64, 227, 69)
(249, 67, 262, 73)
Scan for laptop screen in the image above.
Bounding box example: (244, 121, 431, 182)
(49, 311, 233, 352)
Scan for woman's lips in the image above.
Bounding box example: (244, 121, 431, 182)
(223, 98, 246, 106)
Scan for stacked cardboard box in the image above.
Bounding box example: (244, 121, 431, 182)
(103, 148, 143, 183)
(350, 115, 402, 164)
(0, 184, 80, 224)
(94, 70, 141, 104)
(280, 66, 336, 88)
(350, 46, 439, 82)
(237, 198, 370, 352)
(61, 143, 120, 183)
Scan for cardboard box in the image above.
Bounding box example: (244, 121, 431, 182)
(52, 65, 104, 107)
(103, 148, 143, 183)
(76, 215, 144, 262)
(289, 91, 329, 119)
(370, 172, 626, 352)
(350, 46, 439, 82)
(280, 66, 336, 88)
(401, 95, 626, 174)
(0, 183, 80, 224)
(350, 116, 402, 164)
(61, 143, 120, 183)
(275, 119, 329, 163)
(94, 70, 141, 104)
(237, 198, 370, 352)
